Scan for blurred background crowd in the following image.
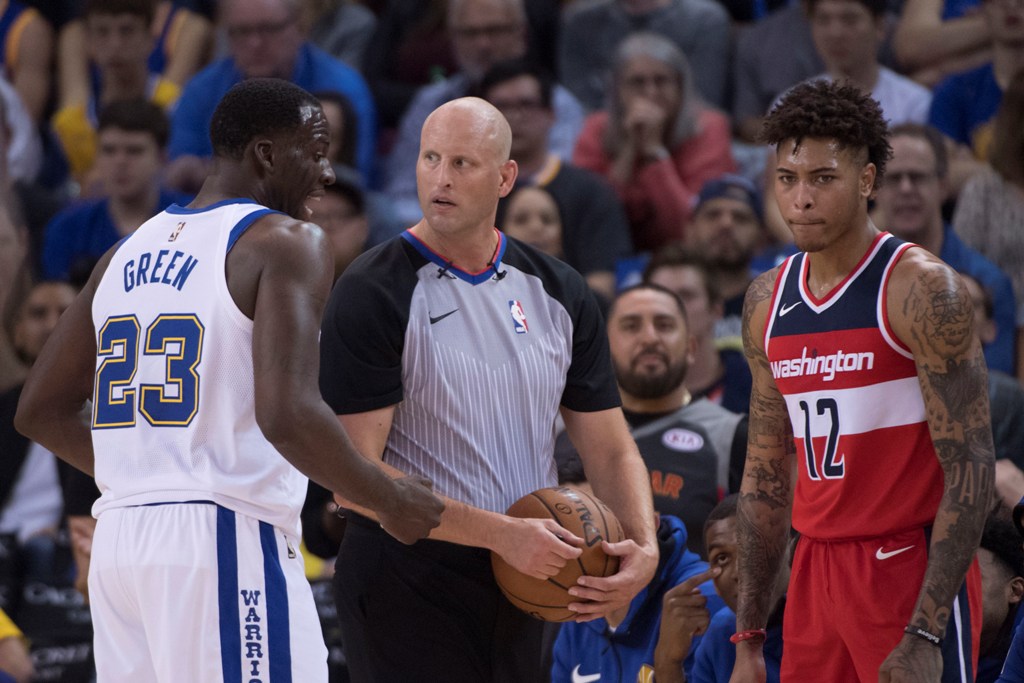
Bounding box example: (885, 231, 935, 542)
(0, 0, 1023, 680)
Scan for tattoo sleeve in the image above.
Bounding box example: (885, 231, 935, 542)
(735, 272, 794, 631)
(902, 264, 995, 637)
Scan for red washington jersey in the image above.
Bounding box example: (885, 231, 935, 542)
(764, 232, 942, 539)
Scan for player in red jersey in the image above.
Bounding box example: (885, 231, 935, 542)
(731, 80, 995, 683)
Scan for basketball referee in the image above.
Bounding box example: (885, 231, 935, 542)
(318, 96, 659, 682)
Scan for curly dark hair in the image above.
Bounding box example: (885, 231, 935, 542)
(760, 80, 892, 190)
(210, 78, 321, 161)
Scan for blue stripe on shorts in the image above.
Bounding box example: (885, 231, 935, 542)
(260, 521, 292, 682)
(217, 506, 242, 683)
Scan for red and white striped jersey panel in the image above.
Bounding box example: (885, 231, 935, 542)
(764, 234, 943, 539)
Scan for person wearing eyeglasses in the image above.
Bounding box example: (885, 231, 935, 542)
(873, 122, 1016, 375)
(165, 0, 377, 193)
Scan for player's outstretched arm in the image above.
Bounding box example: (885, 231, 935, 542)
(559, 406, 659, 621)
(731, 270, 792, 683)
(879, 251, 995, 682)
(14, 248, 116, 476)
(241, 215, 443, 544)
(334, 407, 585, 577)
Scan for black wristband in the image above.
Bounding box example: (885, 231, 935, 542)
(904, 625, 942, 647)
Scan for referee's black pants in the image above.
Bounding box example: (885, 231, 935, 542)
(333, 512, 548, 683)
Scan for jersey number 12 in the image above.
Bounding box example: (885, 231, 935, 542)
(798, 397, 845, 479)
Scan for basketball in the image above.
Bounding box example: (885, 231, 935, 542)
(491, 486, 625, 622)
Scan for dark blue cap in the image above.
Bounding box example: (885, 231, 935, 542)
(694, 173, 763, 224)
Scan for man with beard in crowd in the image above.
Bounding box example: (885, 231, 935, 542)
(558, 283, 746, 556)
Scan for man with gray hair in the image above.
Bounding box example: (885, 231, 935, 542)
(383, 0, 584, 226)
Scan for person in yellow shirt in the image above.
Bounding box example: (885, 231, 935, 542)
(0, 608, 34, 683)
(53, 0, 210, 186)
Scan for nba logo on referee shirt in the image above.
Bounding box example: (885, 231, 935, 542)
(509, 300, 529, 334)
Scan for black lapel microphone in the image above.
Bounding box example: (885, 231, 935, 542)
(488, 260, 507, 281)
(436, 260, 456, 279)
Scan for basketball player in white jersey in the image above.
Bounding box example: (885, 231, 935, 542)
(15, 78, 444, 682)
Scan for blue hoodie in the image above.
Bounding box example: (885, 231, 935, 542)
(551, 515, 726, 682)
(690, 604, 784, 682)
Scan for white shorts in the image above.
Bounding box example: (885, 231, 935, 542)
(89, 502, 327, 683)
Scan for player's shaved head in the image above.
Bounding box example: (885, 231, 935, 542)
(424, 97, 512, 163)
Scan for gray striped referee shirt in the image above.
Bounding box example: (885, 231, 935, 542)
(319, 230, 620, 514)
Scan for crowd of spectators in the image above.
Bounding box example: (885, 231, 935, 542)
(1, 0, 1023, 680)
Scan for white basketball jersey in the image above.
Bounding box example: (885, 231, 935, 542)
(90, 199, 307, 537)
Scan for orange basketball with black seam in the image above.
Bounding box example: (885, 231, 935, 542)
(490, 486, 625, 622)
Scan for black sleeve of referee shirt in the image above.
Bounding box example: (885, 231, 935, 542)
(559, 265, 621, 413)
(319, 240, 418, 415)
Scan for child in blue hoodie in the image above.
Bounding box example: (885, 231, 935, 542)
(690, 495, 787, 682)
(550, 450, 725, 682)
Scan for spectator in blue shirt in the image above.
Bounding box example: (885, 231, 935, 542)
(551, 447, 724, 683)
(873, 122, 1016, 374)
(926, 0, 1024, 191)
(41, 99, 190, 285)
(690, 495, 787, 683)
(383, 0, 584, 226)
(165, 0, 377, 193)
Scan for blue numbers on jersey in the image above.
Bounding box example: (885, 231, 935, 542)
(92, 314, 205, 429)
(798, 397, 845, 480)
(92, 316, 141, 428)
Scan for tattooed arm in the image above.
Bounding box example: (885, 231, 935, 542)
(730, 270, 795, 683)
(879, 249, 995, 683)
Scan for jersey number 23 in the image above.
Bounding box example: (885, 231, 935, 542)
(92, 314, 204, 429)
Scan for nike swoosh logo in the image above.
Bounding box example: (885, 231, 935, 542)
(429, 309, 459, 325)
(572, 665, 601, 683)
(779, 301, 803, 317)
(876, 545, 914, 560)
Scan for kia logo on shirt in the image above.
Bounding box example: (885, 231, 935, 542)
(662, 428, 704, 452)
